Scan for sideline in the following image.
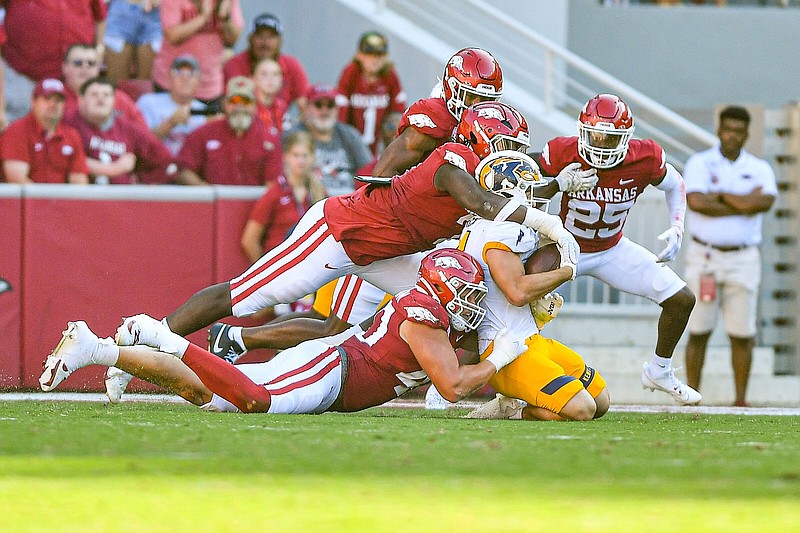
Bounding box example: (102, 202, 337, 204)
(2, 392, 799, 416)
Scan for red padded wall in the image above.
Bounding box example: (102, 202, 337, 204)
(0, 188, 22, 388)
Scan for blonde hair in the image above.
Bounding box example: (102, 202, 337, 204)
(282, 130, 327, 203)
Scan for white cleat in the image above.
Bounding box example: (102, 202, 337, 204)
(424, 384, 450, 410)
(105, 367, 133, 404)
(40, 321, 101, 392)
(641, 362, 702, 405)
(115, 314, 185, 355)
(465, 393, 524, 419)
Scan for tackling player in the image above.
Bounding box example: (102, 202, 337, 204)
(161, 101, 583, 342)
(535, 93, 700, 405)
(41, 250, 528, 414)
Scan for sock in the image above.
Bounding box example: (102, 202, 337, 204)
(92, 337, 120, 367)
(509, 400, 527, 420)
(181, 343, 271, 412)
(651, 354, 672, 374)
(161, 317, 171, 331)
(229, 326, 245, 350)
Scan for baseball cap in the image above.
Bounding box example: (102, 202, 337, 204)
(358, 31, 388, 55)
(306, 83, 339, 104)
(171, 54, 200, 72)
(252, 13, 282, 35)
(226, 76, 255, 101)
(33, 78, 66, 99)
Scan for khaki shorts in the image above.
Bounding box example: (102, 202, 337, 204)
(683, 240, 761, 337)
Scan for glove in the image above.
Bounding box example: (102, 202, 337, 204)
(656, 225, 683, 263)
(531, 292, 564, 330)
(485, 328, 526, 372)
(555, 162, 598, 193)
(554, 230, 579, 279)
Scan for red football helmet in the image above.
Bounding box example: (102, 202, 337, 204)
(417, 249, 488, 332)
(577, 93, 635, 169)
(455, 101, 529, 159)
(443, 47, 503, 119)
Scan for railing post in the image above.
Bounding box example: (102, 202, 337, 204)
(543, 48, 553, 114)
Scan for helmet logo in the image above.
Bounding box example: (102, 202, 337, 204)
(476, 107, 503, 120)
(449, 55, 464, 71)
(434, 256, 463, 270)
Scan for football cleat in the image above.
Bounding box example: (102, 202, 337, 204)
(115, 314, 185, 356)
(207, 323, 247, 364)
(464, 393, 524, 419)
(641, 362, 702, 405)
(105, 366, 133, 404)
(424, 384, 450, 410)
(40, 321, 101, 391)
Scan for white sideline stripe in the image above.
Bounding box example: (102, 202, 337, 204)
(1, 392, 799, 416)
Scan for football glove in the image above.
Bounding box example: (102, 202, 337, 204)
(554, 230, 579, 279)
(656, 225, 683, 263)
(555, 162, 598, 193)
(531, 292, 564, 330)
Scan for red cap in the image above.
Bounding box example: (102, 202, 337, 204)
(306, 83, 339, 104)
(33, 78, 66, 99)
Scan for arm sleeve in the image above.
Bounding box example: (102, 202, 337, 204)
(655, 163, 686, 231)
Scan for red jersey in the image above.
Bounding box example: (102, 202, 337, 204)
(223, 52, 310, 106)
(336, 288, 453, 412)
(336, 61, 407, 156)
(0, 114, 89, 183)
(177, 116, 281, 186)
(249, 176, 312, 253)
(63, 86, 149, 133)
(65, 113, 174, 184)
(1, 0, 106, 81)
(539, 136, 667, 253)
(324, 142, 478, 265)
(256, 97, 288, 137)
(397, 96, 457, 147)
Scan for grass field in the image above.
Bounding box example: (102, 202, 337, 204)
(1, 400, 798, 533)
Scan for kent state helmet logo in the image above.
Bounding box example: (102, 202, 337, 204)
(434, 256, 463, 270)
(449, 55, 464, 71)
(479, 156, 538, 190)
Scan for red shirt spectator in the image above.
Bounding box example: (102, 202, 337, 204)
(177, 115, 280, 186)
(222, 13, 310, 107)
(253, 58, 288, 137)
(248, 176, 312, 253)
(1, 0, 107, 81)
(336, 32, 407, 156)
(1, 79, 89, 183)
(153, 0, 244, 101)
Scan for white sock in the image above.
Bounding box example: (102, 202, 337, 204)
(92, 338, 120, 367)
(229, 326, 245, 350)
(651, 354, 672, 374)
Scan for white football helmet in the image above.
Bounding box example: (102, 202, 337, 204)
(474, 150, 549, 210)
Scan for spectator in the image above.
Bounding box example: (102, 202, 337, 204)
(683, 105, 777, 407)
(252, 57, 288, 138)
(336, 31, 406, 156)
(153, 0, 244, 108)
(223, 13, 310, 109)
(285, 83, 371, 197)
(176, 76, 281, 186)
(240, 130, 326, 263)
(136, 54, 208, 155)
(65, 77, 176, 184)
(1, 0, 107, 124)
(103, 0, 163, 82)
(0, 79, 89, 184)
(61, 44, 149, 131)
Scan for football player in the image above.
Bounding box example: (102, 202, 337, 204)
(41, 250, 528, 414)
(160, 101, 583, 343)
(459, 151, 610, 420)
(534, 93, 700, 405)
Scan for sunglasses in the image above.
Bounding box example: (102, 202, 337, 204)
(68, 59, 98, 68)
(228, 95, 253, 105)
(313, 100, 336, 109)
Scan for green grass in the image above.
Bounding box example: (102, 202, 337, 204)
(1, 401, 798, 532)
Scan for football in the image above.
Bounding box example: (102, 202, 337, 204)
(524, 244, 561, 274)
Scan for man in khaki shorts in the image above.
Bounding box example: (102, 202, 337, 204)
(682, 105, 777, 407)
